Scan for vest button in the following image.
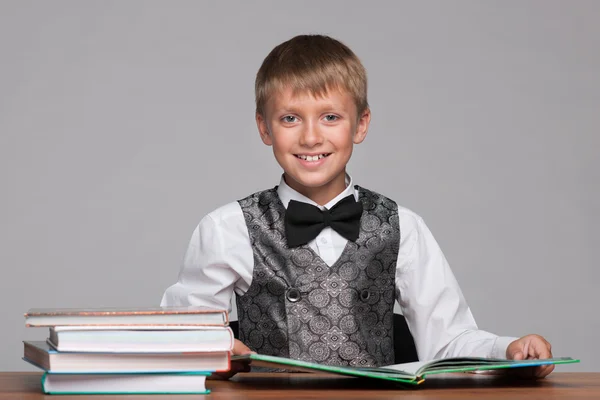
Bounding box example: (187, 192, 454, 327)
(360, 289, 371, 301)
(286, 288, 301, 303)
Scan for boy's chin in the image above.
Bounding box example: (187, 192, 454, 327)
(284, 172, 345, 190)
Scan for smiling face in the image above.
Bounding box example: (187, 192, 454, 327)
(257, 87, 370, 205)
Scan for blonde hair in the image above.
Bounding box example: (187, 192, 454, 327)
(255, 34, 368, 116)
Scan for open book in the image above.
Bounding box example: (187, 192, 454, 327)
(233, 354, 580, 385)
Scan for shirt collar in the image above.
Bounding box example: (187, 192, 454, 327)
(277, 174, 357, 210)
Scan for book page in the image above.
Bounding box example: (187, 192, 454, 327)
(372, 361, 428, 376)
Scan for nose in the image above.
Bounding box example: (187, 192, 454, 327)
(299, 121, 323, 147)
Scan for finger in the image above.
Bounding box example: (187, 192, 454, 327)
(535, 364, 555, 378)
(232, 339, 255, 355)
(530, 340, 552, 359)
(522, 341, 530, 359)
(512, 351, 524, 360)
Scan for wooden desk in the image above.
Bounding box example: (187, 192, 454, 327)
(1, 372, 598, 399)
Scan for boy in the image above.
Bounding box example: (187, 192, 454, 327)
(161, 34, 553, 378)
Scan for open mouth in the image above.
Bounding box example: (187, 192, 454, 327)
(294, 153, 331, 162)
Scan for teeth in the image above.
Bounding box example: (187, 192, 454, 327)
(297, 154, 328, 161)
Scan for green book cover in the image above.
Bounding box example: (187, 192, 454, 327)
(233, 354, 580, 385)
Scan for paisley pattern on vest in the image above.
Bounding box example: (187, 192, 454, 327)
(236, 186, 400, 367)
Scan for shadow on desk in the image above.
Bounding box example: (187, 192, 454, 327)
(229, 372, 552, 391)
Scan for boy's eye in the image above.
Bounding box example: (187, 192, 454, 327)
(324, 114, 339, 122)
(282, 115, 298, 123)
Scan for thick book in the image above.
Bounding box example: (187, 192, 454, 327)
(233, 354, 580, 385)
(24, 306, 228, 327)
(24, 341, 230, 373)
(46, 325, 234, 353)
(41, 371, 210, 395)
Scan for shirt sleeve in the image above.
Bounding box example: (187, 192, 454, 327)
(160, 204, 254, 312)
(395, 213, 517, 360)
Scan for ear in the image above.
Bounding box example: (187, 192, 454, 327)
(256, 113, 272, 146)
(353, 107, 371, 144)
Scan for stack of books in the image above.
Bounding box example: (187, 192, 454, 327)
(23, 306, 233, 395)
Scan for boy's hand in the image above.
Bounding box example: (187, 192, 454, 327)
(506, 334, 554, 378)
(208, 339, 255, 380)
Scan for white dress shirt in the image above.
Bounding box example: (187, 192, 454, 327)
(161, 175, 517, 361)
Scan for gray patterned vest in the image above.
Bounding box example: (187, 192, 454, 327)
(236, 186, 400, 367)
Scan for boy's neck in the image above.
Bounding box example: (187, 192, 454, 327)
(283, 172, 348, 207)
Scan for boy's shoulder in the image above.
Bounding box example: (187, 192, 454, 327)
(203, 200, 245, 226)
(396, 204, 425, 234)
(357, 186, 423, 223)
(202, 188, 275, 226)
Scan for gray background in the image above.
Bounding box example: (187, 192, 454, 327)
(1, 1, 598, 371)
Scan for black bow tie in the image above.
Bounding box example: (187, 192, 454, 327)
(284, 195, 363, 248)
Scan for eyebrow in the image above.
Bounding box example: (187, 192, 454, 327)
(273, 103, 346, 115)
